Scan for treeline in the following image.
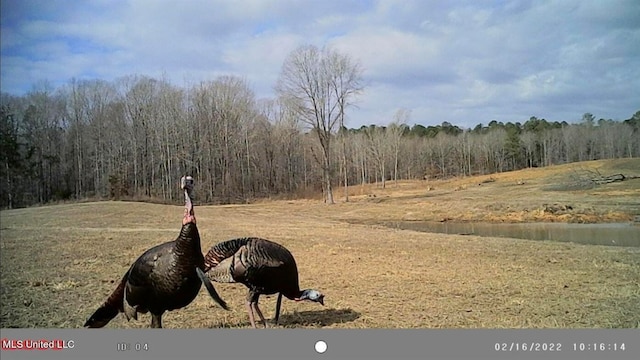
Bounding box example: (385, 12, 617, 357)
(1, 75, 639, 209)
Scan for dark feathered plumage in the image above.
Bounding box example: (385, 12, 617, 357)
(198, 237, 324, 328)
(84, 176, 228, 328)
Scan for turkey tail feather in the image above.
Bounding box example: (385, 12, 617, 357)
(204, 237, 251, 271)
(203, 249, 221, 271)
(84, 270, 129, 328)
(196, 267, 230, 311)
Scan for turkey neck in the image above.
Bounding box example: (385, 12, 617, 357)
(174, 187, 203, 260)
(174, 222, 202, 259)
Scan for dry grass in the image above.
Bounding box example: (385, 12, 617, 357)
(321, 158, 640, 224)
(1, 159, 639, 329)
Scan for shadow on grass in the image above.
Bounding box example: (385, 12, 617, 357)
(207, 308, 361, 329)
(277, 308, 361, 327)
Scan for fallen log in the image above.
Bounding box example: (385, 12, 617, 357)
(592, 173, 625, 184)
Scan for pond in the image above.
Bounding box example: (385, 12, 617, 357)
(370, 220, 640, 247)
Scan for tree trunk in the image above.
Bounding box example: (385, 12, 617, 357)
(342, 137, 349, 202)
(323, 150, 334, 204)
(393, 143, 399, 186)
(5, 161, 12, 209)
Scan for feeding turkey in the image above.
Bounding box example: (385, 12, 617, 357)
(197, 237, 325, 328)
(83, 175, 228, 328)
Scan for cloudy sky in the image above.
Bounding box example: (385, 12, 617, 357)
(1, 0, 639, 129)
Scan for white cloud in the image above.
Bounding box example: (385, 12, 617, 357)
(331, 26, 443, 83)
(1, 0, 638, 128)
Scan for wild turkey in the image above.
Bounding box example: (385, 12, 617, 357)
(83, 176, 228, 328)
(197, 237, 324, 328)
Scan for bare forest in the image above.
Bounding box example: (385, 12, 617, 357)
(1, 45, 639, 209)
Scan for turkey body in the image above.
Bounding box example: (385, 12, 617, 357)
(199, 237, 324, 328)
(205, 237, 298, 298)
(84, 177, 227, 328)
(121, 224, 206, 321)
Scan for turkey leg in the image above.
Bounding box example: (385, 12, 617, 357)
(252, 302, 269, 328)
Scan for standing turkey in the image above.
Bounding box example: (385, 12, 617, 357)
(83, 176, 228, 328)
(197, 237, 324, 328)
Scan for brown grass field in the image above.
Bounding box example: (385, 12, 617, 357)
(1, 159, 639, 329)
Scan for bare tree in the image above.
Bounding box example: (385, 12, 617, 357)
(352, 132, 370, 187)
(388, 108, 410, 185)
(3, 70, 637, 210)
(364, 125, 388, 188)
(520, 131, 537, 168)
(67, 78, 88, 198)
(262, 98, 305, 194)
(276, 44, 363, 204)
(433, 132, 453, 177)
(339, 126, 350, 202)
(211, 76, 256, 202)
(187, 76, 257, 203)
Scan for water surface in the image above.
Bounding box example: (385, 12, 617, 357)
(372, 221, 640, 247)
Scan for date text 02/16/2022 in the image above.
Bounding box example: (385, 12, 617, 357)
(495, 342, 562, 352)
(495, 342, 627, 353)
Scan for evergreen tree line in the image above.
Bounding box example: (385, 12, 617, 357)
(1, 75, 638, 209)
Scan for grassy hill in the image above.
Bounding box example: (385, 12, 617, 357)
(313, 157, 640, 224)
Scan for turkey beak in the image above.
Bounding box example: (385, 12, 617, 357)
(319, 296, 324, 306)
